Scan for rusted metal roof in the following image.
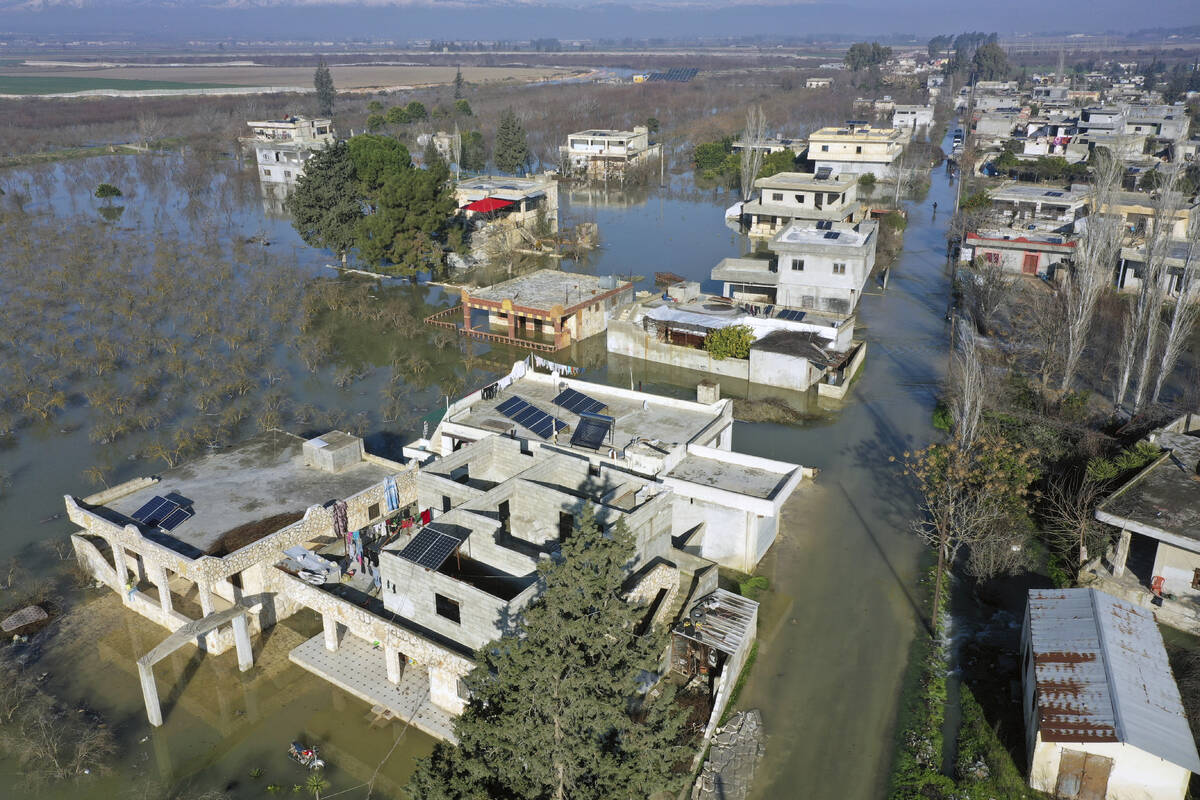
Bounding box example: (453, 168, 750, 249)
(1027, 589, 1200, 773)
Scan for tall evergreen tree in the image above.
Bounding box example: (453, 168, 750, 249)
(453, 66, 465, 100)
(314, 57, 336, 117)
(493, 108, 530, 175)
(286, 141, 361, 265)
(408, 506, 688, 800)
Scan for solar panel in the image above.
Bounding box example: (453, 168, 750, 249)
(553, 388, 608, 416)
(131, 495, 193, 531)
(816, 220, 833, 230)
(496, 395, 567, 440)
(777, 308, 807, 322)
(824, 231, 841, 240)
(398, 523, 466, 570)
(570, 412, 614, 450)
(814, 166, 833, 180)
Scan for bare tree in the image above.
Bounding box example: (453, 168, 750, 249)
(1152, 210, 1200, 404)
(962, 256, 1015, 335)
(1043, 474, 1107, 566)
(1060, 153, 1125, 392)
(739, 105, 766, 202)
(951, 316, 984, 450)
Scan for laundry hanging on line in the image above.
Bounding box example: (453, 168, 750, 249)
(533, 355, 582, 377)
(384, 475, 400, 513)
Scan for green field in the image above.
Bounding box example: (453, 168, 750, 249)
(0, 75, 239, 95)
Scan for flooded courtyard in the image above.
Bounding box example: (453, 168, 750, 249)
(0, 137, 952, 798)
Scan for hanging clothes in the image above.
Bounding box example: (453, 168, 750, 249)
(384, 476, 400, 513)
(333, 500, 349, 550)
(420, 508, 432, 524)
(497, 375, 514, 390)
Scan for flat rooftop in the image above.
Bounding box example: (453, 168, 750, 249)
(103, 433, 395, 557)
(465, 269, 627, 310)
(754, 171, 856, 192)
(456, 175, 548, 199)
(1099, 432, 1200, 547)
(665, 453, 793, 500)
(449, 374, 721, 452)
(990, 183, 1091, 204)
(774, 221, 871, 248)
(570, 129, 639, 138)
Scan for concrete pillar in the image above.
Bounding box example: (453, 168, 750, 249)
(152, 564, 173, 615)
(198, 583, 215, 618)
(138, 661, 163, 727)
(507, 313, 516, 339)
(232, 614, 253, 672)
(112, 543, 130, 588)
(1113, 530, 1132, 578)
(385, 645, 402, 684)
(323, 614, 339, 652)
(461, 302, 471, 331)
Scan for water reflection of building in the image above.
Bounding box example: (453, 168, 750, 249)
(259, 182, 290, 217)
(566, 183, 651, 209)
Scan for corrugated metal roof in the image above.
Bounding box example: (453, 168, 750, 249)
(674, 589, 757, 656)
(1028, 589, 1200, 773)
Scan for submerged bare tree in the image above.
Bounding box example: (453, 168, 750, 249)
(739, 105, 767, 202)
(951, 316, 984, 450)
(1152, 210, 1200, 404)
(1060, 153, 1125, 392)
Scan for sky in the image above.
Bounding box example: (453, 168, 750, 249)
(0, 0, 1198, 42)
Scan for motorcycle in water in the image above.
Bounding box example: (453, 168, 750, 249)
(288, 742, 326, 770)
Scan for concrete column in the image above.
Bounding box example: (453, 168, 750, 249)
(152, 564, 173, 615)
(112, 543, 130, 588)
(138, 661, 163, 727)
(385, 645, 402, 684)
(461, 302, 471, 331)
(1113, 530, 1132, 578)
(198, 583, 215, 618)
(322, 614, 339, 652)
(507, 313, 516, 339)
(232, 614, 253, 672)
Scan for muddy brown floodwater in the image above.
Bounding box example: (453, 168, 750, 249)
(0, 136, 952, 798)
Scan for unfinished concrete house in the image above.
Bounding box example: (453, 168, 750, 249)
(737, 170, 865, 239)
(560, 126, 662, 181)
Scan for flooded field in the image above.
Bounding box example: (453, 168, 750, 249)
(0, 138, 949, 798)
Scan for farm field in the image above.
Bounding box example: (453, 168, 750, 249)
(0, 64, 577, 94)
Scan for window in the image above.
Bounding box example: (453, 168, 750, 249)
(262, 168, 271, 176)
(833, 263, 846, 275)
(771, 192, 784, 201)
(435, 594, 461, 624)
(589, 463, 601, 478)
(795, 194, 805, 204)
(984, 251, 1001, 265)
(791, 258, 805, 271)
(855, 146, 862, 154)
(559, 511, 575, 541)
(820, 144, 829, 152)
(498, 500, 510, 534)
(367, 503, 380, 520)
(1192, 568, 1200, 590)
(284, 170, 292, 179)
(442, 495, 452, 513)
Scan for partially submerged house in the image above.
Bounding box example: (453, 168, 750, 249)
(455, 174, 559, 234)
(560, 127, 662, 180)
(1022, 588, 1200, 800)
(712, 218, 879, 314)
(960, 229, 1075, 279)
(241, 116, 334, 188)
(426, 269, 633, 351)
(807, 121, 905, 180)
(738, 171, 865, 238)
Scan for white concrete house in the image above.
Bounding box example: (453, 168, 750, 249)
(560, 126, 662, 179)
(241, 116, 334, 188)
(739, 171, 865, 238)
(712, 219, 878, 314)
(1022, 588, 1200, 800)
(807, 122, 904, 180)
(891, 104, 934, 134)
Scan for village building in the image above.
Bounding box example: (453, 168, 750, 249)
(241, 115, 334, 188)
(1021, 588, 1200, 800)
(891, 104, 934, 134)
(730, 137, 803, 155)
(712, 218, 879, 314)
(806, 122, 905, 180)
(1084, 413, 1200, 635)
(426, 269, 633, 352)
(985, 182, 1092, 233)
(607, 287, 864, 395)
(960, 229, 1075, 279)
(804, 77, 832, 89)
(454, 173, 559, 234)
(737, 171, 865, 238)
(560, 126, 662, 180)
(1101, 190, 1196, 241)
(1116, 239, 1198, 296)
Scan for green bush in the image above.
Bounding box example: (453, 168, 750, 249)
(738, 575, 769, 599)
(704, 324, 754, 360)
(932, 403, 953, 432)
(858, 172, 877, 189)
(692, 139, 731, 172)
(366, 113, 386, 132)
(454, 99, 472, 116)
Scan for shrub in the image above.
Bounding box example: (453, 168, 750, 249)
(858, 172, 877, 189)
(704, 324, 754, 360)
(454, 99, 472, 116)
(366, 113, 386, 132)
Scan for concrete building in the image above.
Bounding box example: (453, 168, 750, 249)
(807, 122, 905, 180)
(1116, 239, 1199, 297)
(738, 171, 865, 238)
(1102, 191, 1196, 241)
(607, 290, 864, 394)
(454, 173, 559, 234)
(560, 126, 662, 180)
(241, 116, 334, 188)
(891, 104, 934, 134)
(986, 182, 1092, 233)
(961, 229, 1075, 279)
(1086, 414, 1200, 633)
(430, 361, 810, 572)
(1021, 588, 1200, 800)
(428, 269, 633, 351)
(712, 218, 879, 314)
(730, 137, 803, 155)
(804, 77, 832, 89)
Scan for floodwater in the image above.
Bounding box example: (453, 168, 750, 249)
(0, 137, 950, 798)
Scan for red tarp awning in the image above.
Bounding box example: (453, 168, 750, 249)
(462, 197, 514, 213)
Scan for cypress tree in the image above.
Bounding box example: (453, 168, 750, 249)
(408, 506, 689, 800)
(453, 66, 465, 100)
(314, 57, 336, 117)
(493, 108, 530, 176)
